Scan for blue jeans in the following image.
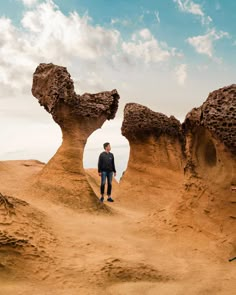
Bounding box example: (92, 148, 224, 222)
(100, 171, 113, 196)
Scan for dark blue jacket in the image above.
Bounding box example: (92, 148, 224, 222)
(98, 152, 116, 173)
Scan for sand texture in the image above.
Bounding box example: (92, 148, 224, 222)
(0, 161, 235, 294)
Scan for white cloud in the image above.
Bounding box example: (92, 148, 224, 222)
(0, 0, 184, 100)
(122, 39, 170, 64)
(77, 71, 106, 93)
(0, 1, 188, 114)
(0, 0, 120, 96)
(139, 28, 152, 40)
(121, 28, 179, 64)
(0, 17, 36, 93)
(174, 0, 203, 15)
(187, 29, 229, 57)
(21, 1, 120, 60)
(173, 0, 212, 25)
(175, 64, 187, 85)
(20, 0, 39, 6)
(111, 18, 130, 26)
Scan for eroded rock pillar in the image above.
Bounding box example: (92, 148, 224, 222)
(119, 103, 185, 207)
(31, 63, 119, 209)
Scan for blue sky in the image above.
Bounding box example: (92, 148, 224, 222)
(5, 0, 236, 60)
(0, 0, 235, 178)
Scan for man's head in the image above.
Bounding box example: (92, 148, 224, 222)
(103, 142, 111, 152)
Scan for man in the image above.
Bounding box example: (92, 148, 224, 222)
(98, 142, 116, 202)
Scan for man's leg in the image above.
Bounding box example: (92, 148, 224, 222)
(107, 172, 114, 202)
(100, 172, 106, 202)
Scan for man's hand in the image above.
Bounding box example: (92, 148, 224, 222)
(114, 172, 116, 177)
(98, 172, 101, 176)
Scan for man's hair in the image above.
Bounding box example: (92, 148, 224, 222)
(103, 142, 110, 150)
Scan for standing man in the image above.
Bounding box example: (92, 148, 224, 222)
(98, 142, 116, 202)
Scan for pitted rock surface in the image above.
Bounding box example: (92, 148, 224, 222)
(121, 103, 183, 143)
(0, 193, 56, 270)
(32, 63, 119, 124)
(183, 84, 236, 154)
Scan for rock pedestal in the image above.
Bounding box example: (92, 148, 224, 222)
(31, 63, 119, 210)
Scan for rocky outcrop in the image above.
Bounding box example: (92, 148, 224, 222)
(31, 63, 119, 210)
(183, 84, 236, 185)
(119, 103, 185, 208)
(183, 84, 236, 155)
(122, 103, 184, 144)
(120, 86, 235, 249)
(183, 84, 236, 176)
(178, 85, 236, 240)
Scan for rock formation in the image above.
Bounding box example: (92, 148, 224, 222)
(183, 84, 236, 178)
(184, 84, 236, 154)
(119, 103, 185, 208)
(119, 85, 235, 253)
(31, 63, 119, 210)
(178, 84, 236, 241)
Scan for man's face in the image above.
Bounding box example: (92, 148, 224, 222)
(106, 144, 111, 152)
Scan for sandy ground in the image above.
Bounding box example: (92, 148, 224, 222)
(0, 161, 235, 295)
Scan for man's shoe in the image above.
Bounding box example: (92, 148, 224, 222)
(107, 197, 114, 202)
(100, 196, 104, 202)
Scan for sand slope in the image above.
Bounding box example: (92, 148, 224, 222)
(0, 160, 235, 294)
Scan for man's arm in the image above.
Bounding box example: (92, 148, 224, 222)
(112, 154, 116, 176)
(98, 154, 102, 175)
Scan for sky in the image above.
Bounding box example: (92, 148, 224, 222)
(0, 0, 235, 179)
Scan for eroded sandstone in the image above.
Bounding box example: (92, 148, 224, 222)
(122, 103, 184, 143)
(119, 85, 235, 250)
(31, 63, 119, 210)
(183, 84, 236, 155)
(119, 103, 185, 209)
(179, 85, 236, 240)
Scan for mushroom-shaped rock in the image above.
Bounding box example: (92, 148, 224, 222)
(176, 85, 236, 243)
(182, 84, 236, 181)
(119, 103, 185, 208)
(122, 103, 184, 143)
(183, 84, 236, 155)
(31, 63, 120, 210)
